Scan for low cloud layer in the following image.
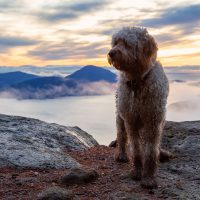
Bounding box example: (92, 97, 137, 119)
(167, 99, 200, 121)
(166, 78, 200, 121)
(168, 100, 199, 112)
(0, 81, 116, 100)
(0, 79, 199, 145)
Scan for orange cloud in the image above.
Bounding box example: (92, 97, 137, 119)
(0, 0, 200, 67)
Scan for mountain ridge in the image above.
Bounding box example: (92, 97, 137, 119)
(0, 71, 39, 88)
(0, 66, 117, 99)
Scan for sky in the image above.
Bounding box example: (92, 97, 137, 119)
(0, 0, 200, 67)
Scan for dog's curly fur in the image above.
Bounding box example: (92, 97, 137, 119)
(107, 27, 170, 189)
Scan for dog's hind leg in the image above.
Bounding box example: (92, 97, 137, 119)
(115, 115, 128, 162)
(159, 148, 175, 162)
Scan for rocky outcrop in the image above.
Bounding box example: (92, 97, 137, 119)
(155, 121, 200, 199)
(0, 116, 200, 200)
(0, 114, 98, 169)
(111, 121, 200, 199)
(37, 120, 200, 200)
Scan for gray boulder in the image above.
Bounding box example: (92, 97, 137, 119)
(0, 114, 98, 169)
(156, 121, 200, 200)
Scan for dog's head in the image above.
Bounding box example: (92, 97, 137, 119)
(107, 27, 157, 76)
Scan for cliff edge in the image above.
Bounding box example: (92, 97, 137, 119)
(0, 115, 199, 199)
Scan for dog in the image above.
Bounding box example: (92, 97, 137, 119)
(107, 26, 172, 189)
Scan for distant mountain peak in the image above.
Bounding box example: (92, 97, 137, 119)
(82, 65, 98, 68)
(67, 65, 117, 83)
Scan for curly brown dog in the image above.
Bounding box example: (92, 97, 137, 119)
(107, 27, 173, 189)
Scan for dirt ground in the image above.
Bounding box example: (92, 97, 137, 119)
(0, 146, 164, 200)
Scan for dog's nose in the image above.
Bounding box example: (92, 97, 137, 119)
(108, 50, 116, 58)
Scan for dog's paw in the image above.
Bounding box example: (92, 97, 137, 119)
(115, 151, 129, 163)
(109, 140, 117, 147)
(130, 170, 142, 181)
(141, 177, 158, 189)
(159, 149, 176, 163)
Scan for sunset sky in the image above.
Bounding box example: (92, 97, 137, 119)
(0, 0, 200, 67)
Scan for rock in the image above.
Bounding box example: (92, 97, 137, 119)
(0, 114, 98, 169)
(38, 187, 73, 200)
(109, 121, 200, 199)
(156, 121, 200, 199)
(15, 176, 38, 186)
(60, 168, 99, 185)
(109, 140, 117, 147)
(1, 114, 200, 199)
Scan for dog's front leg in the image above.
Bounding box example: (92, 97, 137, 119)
(141, 125, 161, 189)
(115, 115, 128, 162)
(125, 120, 143, 180)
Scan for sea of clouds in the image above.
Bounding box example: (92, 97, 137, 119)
(0, 65, 199, 144)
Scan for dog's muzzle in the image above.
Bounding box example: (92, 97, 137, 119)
(107, 50, 121, 70)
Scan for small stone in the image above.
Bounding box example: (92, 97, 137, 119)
(148, 190, 154, 194)
(34, 172, 39, 176)
(11, 173, 18, 179)
(38, 187, 73, 200)
(60, 168, 99, 186)
(15, 181, 22, 186)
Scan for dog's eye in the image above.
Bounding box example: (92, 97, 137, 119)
(114, 41, 118, 46)
(115, 39, 124, 45)
(124, 41, 130, 48)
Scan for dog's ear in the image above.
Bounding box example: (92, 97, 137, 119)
(144, 35, 158, 60)
(136, 35, 158, 76)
